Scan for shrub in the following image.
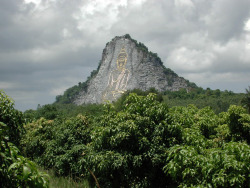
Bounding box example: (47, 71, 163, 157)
(22, 115, 91, 177)
(0, 90, 49, 188)
(0, 90, 24, 146)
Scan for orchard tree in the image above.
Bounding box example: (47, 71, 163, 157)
(0, 90, 24, 146)
(241, 86, 250, 113)
(80, 93, 179, 187)
(0, 90, 49, 188)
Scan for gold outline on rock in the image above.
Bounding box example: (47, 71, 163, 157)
(102, 46, 130, 101)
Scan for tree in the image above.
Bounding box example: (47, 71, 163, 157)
(36, 104, 58, 120)
(80, 94, 178, 187)
(22, 115, 91, 177)
(241, 86, 250, 113)
(226, 105, 250, 143)
(0, 90, 49, 188)
(0, 90, 24, 146)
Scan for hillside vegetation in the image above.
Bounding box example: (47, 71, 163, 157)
(113, 87, 244, 114)
(30, 87, 245, 120)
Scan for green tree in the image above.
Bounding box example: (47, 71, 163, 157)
(80, 93, 181, 187)
(164, 105, 250, 187)
(0, 90, 24, 146)
(241, 86, 250, 113)
(0, 90, 49, 188)
(22, 115, 91, 177)
(226, 105, 250, 143)
(21, 92, 250, 188)
(36, 104, 58, 120)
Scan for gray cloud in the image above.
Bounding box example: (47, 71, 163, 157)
(202, 0, 250, 42)
(0, 0, 250, 111)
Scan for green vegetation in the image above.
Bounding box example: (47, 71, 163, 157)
(114, 87, 244, 114)
(24, 103, 105, 121)
(163, 88, 245, 114)
(1, 86, 249, 187)
(22, 115, 91, 178)
(241, 86, 250, 113)
(0, 91, 49, 188)
(113, 88, 163, 111)
(38, 167, 90, 188)
(0, 91, 24, 147)
(21, 91, 249, 188)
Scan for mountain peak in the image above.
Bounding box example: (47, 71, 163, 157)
(56, 35, 196, 105)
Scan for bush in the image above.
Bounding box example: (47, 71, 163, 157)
(223, 105, 250, 143)
(0, 90, 24, 146)
(22, 115, 91, 177)
(0, 90, 49, 188)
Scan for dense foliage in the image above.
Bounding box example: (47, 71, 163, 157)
(241, 86, 250, 113)
(113, 88, 163, 111)
(22, 93, 250, 188)
(0, 91, 49, 188)
(0, 91, 24, 147)
(24, 103, 105, 121)
(21, 115, 91, 178)
(164, 87, 244, 114)
(114, 87, 244, 114)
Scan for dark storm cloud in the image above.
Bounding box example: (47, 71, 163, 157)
(0, 0, 250, 111)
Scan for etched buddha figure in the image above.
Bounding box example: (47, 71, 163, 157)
(102, 46, 130, 101)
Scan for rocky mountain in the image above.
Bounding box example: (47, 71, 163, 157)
(56, 34, 196, 105)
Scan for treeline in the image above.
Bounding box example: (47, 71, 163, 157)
(24, 103, 105, 121)
(52, 87, 244, 117)
(114, 87, 245, 114)
(163, 87, 245, 114)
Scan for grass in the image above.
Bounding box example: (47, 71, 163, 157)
(49, 176, 90, 188)
(40, 168, 91, 188)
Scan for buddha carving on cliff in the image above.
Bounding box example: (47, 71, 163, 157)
(102, 46, 130, 101)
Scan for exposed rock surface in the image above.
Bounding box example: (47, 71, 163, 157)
(74, 35, 192, 105)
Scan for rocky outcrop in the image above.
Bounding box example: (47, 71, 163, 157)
(74, 35, 192, 105)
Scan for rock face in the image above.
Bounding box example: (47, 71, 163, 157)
(74, 35, 191, 105)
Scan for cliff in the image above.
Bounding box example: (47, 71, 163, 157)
(72, 34, 195, 105)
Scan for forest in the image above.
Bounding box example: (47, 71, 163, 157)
(0, 87, 249, 188)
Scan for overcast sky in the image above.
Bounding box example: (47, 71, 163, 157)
(1, 0, 250, 111)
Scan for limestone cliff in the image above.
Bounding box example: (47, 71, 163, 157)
(73, 34, 194, 105)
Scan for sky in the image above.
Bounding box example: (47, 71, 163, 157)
(0, 0, 250, 111)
